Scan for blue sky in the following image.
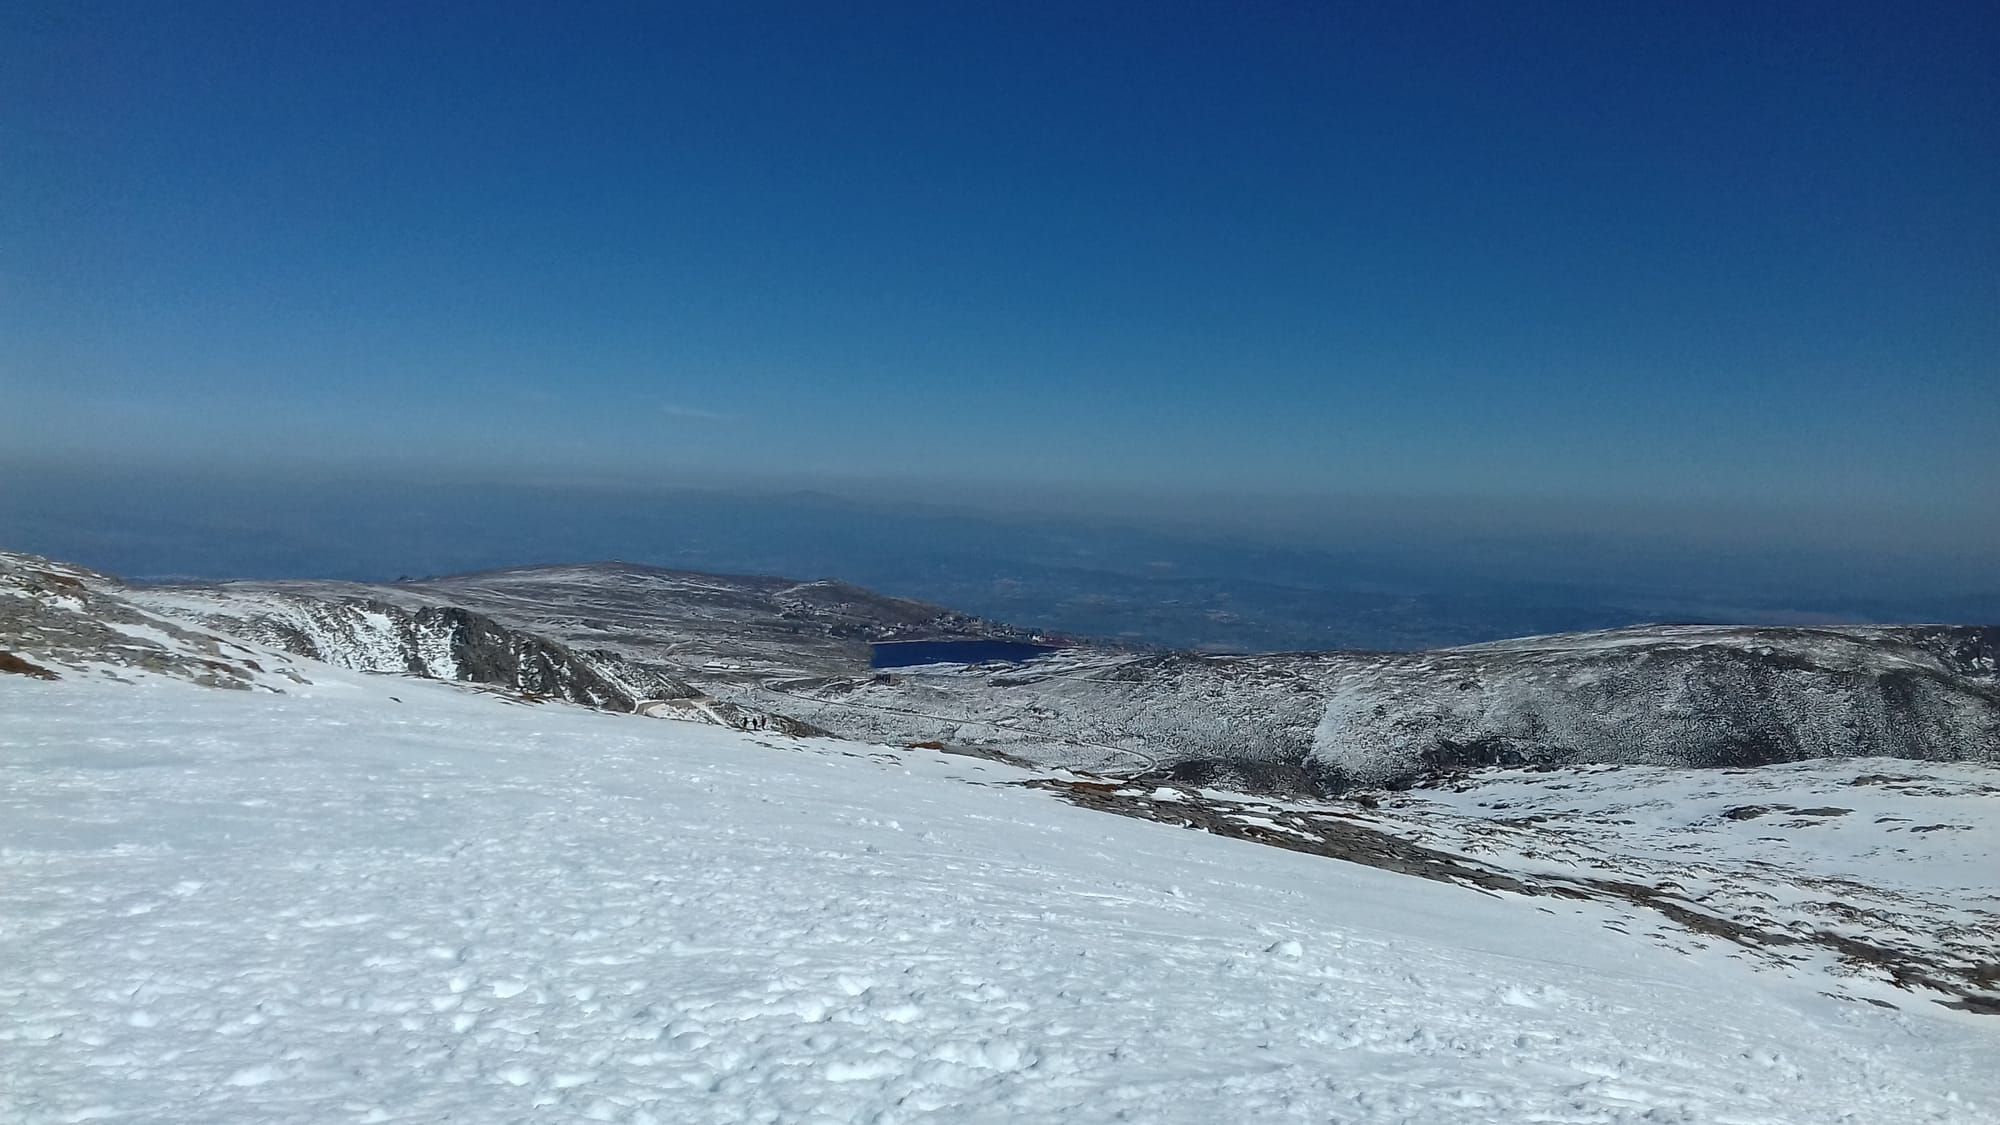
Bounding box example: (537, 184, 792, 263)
(3, 2, 1995, 533)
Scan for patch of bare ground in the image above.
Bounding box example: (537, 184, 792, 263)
(30, 569, 86, 592)
(0, 650, 61, 680)
(1027, 776, 2000, 1015)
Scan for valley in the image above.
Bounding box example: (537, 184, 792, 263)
(4, 545, 1995, 1023)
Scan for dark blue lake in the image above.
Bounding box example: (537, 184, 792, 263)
(869, 639, 1062, 668)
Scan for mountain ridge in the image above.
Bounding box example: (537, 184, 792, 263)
(6, 544, 1999, 1018)
(6, 548, 1996, 793)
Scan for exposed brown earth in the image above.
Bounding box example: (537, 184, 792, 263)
(0, 650, 61, 680)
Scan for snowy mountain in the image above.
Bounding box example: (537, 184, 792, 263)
(707, 624, 2000, 791)
(113, 560, 1064, 732)
(11, 550, 1996, 790)
(141, 587, 696, 712)
(403, 561, 1073, 671)
(6, 632, 1998, 1122)
(6, 544, 2000, 1119)
(1, 553, 821, 735)
(0, 552, 307, 693)
(9, 550, 1997, 792)
(152, 561, 1069, 680)
(1307, 623, 2000, 785)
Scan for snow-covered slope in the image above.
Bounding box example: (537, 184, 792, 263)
(0, 551, 309, 692)
(255, 562, 1998, 790)
(1031, 759, 2000, 1015)
(1387, 759, 2000, 1008)
(13, 550, 1996, 789)
(130, 584, 694, 713)
(157, 561, 1069, 681)
(1309, 624, 2000, 786)
(751, 628, 2000, 790)
(5, 667, 1996, 1123)
(0, 551, 821, 735)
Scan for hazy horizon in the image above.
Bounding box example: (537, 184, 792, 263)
(4, 461, 1993, 654)
(8, 451, 1998, 562)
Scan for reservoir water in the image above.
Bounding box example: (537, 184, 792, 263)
(869, 639, 1061, 668)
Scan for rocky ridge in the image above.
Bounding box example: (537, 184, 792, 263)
(0, 551, 817, 734)
(6, 546, 1997, 1016)
(7, 550, 1996, 793)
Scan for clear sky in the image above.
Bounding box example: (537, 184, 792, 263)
(3, 2, 1995, 536)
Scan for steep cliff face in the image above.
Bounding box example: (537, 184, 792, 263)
(1307, 626, 2000, 787)
(3, 548, 827, 733)
(127, 587, 696, 712)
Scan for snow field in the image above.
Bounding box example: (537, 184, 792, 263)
(3, 670, 1996, 1123)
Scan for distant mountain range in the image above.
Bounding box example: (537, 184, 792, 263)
(7, 544, 2000, 1019)
(6, 549, 1994, 797)
(8, 473, 1995, 652)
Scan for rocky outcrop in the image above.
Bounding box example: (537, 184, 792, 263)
(15, 547, 1996, 788)
(1307, 625, 2000, 788)
(391, 562, 1080, 678)
(0, 551, 294, 690)
(122, 580, 828, 733)
(128, 588, 697, 712)
(749, 624, 2000, 794)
